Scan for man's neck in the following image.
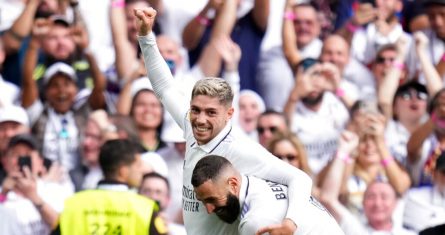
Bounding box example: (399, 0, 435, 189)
(369, 219, 392, 231)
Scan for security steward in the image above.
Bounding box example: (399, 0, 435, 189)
(51, 139, 168, 235)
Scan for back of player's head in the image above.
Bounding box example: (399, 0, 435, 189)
(191, 78, 234, 107)
(191, 155, 232, 187)
(99, 139, 141, 179)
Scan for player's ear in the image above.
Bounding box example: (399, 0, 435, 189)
(226, 107, 234, 120)
(227, 176, 239, 192)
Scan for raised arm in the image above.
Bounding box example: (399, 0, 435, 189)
(135, 7, 188, 128)
(110, 0, 138, 80)
(407, 118, 435, 164)
(377, 36, 409, 120)
(252, 0, 269, 32)
(319, 131, 359, 222)
(2, 0, 40, 54)
(335, 3, 376, 46)
(21, 19, 50, 108)
(282, 1, 300, 69)
(414, 31, 443, 97)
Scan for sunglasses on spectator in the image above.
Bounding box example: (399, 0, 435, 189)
(275, 154, 297, 162)
(375, 56, 395, 64)
(257, 126, 278, 134)
(398, 90, 428, 101)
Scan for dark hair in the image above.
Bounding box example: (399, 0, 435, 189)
(258, 109, 289, 127)
(142, 172, 170, 194)
(191, 155, 232, 188)
(99, 139, 140, 179)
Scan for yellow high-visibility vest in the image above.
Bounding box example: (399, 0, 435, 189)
(60, 189, 158, 235)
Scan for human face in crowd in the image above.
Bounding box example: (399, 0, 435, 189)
(1, 143, 44, 175)
(375, 0, 402, 21)
(194, 179, 241, 224)
(0, 122, 29, 152)
(126, 154, 144, 188)
(190, 95, 234, 145)
(37, 0, 59, 16)
(126, 1, 150, 44)
(257, 114, 287, 147)
(357, 135, 380, 166)
(393, 88, 428, 124)
(157, 35, 183, 70)
(363, 182, 397, 228)
(238, 94, 263, 134)
(270, 139, 301, 169)
(426, 5, 445, 40)
(45, 74, 78, 114)
(320, 35, 349, 74)
(293, 5, 321, 48)
(372, 48, 399, 85)
(432, 91, 445, 134)
(132, 90, 163, 130)
(139, 177, 170, 210)
(41, 25, 75, 60)
(81, 120, 102, 166)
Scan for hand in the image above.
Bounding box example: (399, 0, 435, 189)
(31, 18, 52, 42)
(71, 25, 89, 50)
(351, 3, 377, 26)
(395, 34, 409, 59)
(364, 113, 386, 139)
(338, 130, 359, 154)
(320, 62, 341, 92)
(208, 0, 224, 10)
(15, 166, 39, 202)
(414, 31, 429, 52)
(133, 7, 157, 36)
(294, 64, 318, 97)
(213, 36, 241, 72)
(1, 172, 20, 195)
(256, 218, 296, 235)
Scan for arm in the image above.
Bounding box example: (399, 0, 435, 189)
(252, 0, 269, 32)
(135, 8, 189, 129)
(2, 0, 40, 54)
(435, 54, 445, 78)
(319, 131, 359, 222)
(110, 0, 138, 80)
(21, 19, 50, 108)
(377, 36, 409, 120)
(335, 3, 376, 46)
(84, 49, 107, 110)
(407, 118, 434, 164)
(182, 1, 218, 50)
(282, 1, 300, 69)
(414, 32, 443, 97)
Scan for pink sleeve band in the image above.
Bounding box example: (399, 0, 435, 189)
(335, 88, 345, 98)
(392, 61, 405, 70)
(0, 193, 6, 203)
(346, 21, 360, 33)
(381, 157, 393, 167)
(284, 11, 296, 21)
(441, 53, 445, 62)
(337, 152, 352, 164)
(111, 0, 125, 8)
(196, 15, 210, 26)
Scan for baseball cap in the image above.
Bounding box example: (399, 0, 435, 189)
(50, 15, 71, 27)
(0, 105, 30, 127)
(7, 134, 39, 151)
(43, 62, 78, 86)
(435, 151, 445, 171)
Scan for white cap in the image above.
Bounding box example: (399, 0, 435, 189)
(141, 152, 169, 178)
(0, 105, 30, 127)
(43, 62, 77, 86)
(130, 78, 153, 98)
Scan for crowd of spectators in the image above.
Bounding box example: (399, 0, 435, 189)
(1, 0, 445, 234)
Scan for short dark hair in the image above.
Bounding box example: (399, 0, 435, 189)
(99, 139, 140, 179)
(191, 155, 232, 188)
(258, 109, 289, 127)
(142, 172, 170, 194)
(428, 88, 445, 114)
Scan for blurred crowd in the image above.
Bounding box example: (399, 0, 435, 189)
(1, 0, 445, 234)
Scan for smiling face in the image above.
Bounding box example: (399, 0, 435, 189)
(131, 90, 163, 130)
(45, 74, 78, 114)
(190, 95, 234, 145)
(363, 182, 397, 227)
(238, 93, 263, 133)
(81, 120, 102, 166)
(357, 135, 380, 166)
(293, 5, 320, 48)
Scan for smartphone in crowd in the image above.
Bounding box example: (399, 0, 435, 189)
(18, 155, 32, 172)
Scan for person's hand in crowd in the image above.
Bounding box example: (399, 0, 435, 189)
(42, 162, 66, 183)
(375, 12, 391, 36)
(364, 113, 386, 141)
(208, 0, 224, 11)
(350, 3, 377, 26)
(395, 34, 409, 60)
(320, 62, 341, 92)
(30, 18, 52, 46)
(1, 171, 20, 195)
(15, 166, 39, 202)
(337, 130, 359, 155)
(414, 31, 429, 53)
(213, 36, 242, 72)
(293, 64, 318, 98)
(71, 25, 89, 51)
(134, 7, 157, 36)
(90, 109, 120, 141)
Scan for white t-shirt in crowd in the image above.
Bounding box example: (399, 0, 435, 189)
(239, 175, 344, 235)
(290, 92, 349, 174)
(138, 33, 313, 235)
(0, 205, 24, 235)
(0, 75, 20, 106)
(81, 165, 103, 190)
(403, 186, 445, 232)
(343, 58, 376, 101)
